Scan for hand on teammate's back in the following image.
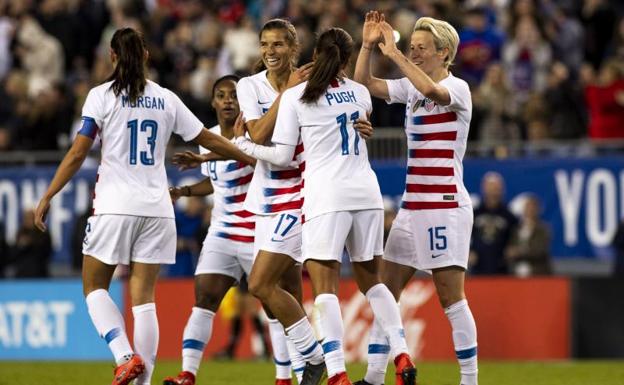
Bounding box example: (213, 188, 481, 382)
(354, 118, 374, 140)
(287, 62, 314, 88)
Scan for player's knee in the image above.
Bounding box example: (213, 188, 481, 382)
(248, 275, 271, 301)
(195, 291, 222, 312)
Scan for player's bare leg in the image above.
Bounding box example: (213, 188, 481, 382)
(250, 252, 324, 385)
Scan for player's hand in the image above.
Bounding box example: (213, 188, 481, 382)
(354, 118, 374, 140)
(233, 112, 246, 138)
(287, 62, 315, 88)
(362, 11, 384, 48)
(168, 186, 184, 202)
(34, 197, 50, 232)
(172, 151, 206, 171)
(378, 21, 399, 57)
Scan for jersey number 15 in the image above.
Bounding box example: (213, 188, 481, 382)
(128, 119, 158, 165)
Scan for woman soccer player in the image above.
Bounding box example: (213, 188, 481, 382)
(34, 28, 250, 385)
(354, 12, 479, 385)
(234, 27, 416, 385)
(235, 19, 326, 385)
(163, 75, 259, 385)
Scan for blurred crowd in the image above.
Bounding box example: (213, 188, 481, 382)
(0, 0, 623, 154)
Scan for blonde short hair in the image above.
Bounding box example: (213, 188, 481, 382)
(413, 17, 460, 69)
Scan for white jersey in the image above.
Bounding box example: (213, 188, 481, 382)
(199, 125, 255, 243)
(236, 70, 303, 215)
(386, 73, 472, 210)
(82, 80, 203, 218)
(272, 78, 383, 221)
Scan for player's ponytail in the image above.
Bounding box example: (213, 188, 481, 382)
(300, 28, 353, 104)
(107, 28, 147, 103)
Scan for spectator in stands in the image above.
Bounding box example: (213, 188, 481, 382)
(457, 5, 505, 87)
(169, 196, 206, 277)
(544, 62, 587, 139)
(583, 59, 624, 139)
(470, 172, 518, 275)
(8, 209, 51, 278)
(505, 195, 552, 276)
(0, 7, 13, 82)
(474, 63, 521, 147)
(581, 0, 617, 70)
(503, 15, 552, 109)
(544, 4, 584, 77)
(15, 16, 64, 96)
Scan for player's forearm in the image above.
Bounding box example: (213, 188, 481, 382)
(43, 141, 90, 200)
(246, 96, 282, 144)
(235, 137, 294, 167)
(354, 45, 374, 85)
(387, 49, 448, 104)
(186, 178, 214, 196)
(194, 129, 253, 165)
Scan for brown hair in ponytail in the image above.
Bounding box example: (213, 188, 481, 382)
(252, 19, 300, 74)
(300, 28, 353, 104)
(107, 28, 147, 103)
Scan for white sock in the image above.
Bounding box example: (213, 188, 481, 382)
(133, 303, 158, 385)
(364, 317, 390, 385)
(287, 337, 305, 384)
(286, 316, 324, 366)
(315, 294, 345, 377)
(182, 307, 215, 375)
(365, 284, 409, 358)
(85, 289, 133, 365)
(445, 299, 478, 385)
(268, 318, 292, 380)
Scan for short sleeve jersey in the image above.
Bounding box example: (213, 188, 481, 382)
(199, 125, 255, 243)
(385, 74, 472, 210)
(82, 80, 203, 218)
(272, 78, 383, 221)
(236, 70, 303, 215)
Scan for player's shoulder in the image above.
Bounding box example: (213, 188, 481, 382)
(345, 78, 371, 96)
(441, 73, 470, 93)
(145, 80, 177, 100)
(282, 82, 306, 103)
(88, 80, 114, 97)
(239, 70, 267, 88)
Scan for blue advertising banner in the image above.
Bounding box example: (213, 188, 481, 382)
(0, 279, 123, 360)
(0, 156, 622, 261)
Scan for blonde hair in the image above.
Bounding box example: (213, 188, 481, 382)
(413, 17, 459, 69)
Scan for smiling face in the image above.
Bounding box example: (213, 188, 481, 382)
(212, 79, 239, 124)
(260, 29, 296, 75)
(409, 30, 447, 76)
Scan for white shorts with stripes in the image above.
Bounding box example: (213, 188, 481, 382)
(384, 205, 473, 272)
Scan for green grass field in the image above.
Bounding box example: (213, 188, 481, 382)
(1, 360, 623, 385)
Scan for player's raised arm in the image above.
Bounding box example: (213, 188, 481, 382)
(377, 20, 452, 106)
(354, 11, 391, 100)
(191, 128, 256, 165)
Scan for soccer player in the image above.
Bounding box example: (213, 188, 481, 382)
(354, 12, 479, 385)
(162, 75, 259, 385)
(235, 19, 325, 385)
(33, 28, 250, 385)
(234, 27, 416, 385)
